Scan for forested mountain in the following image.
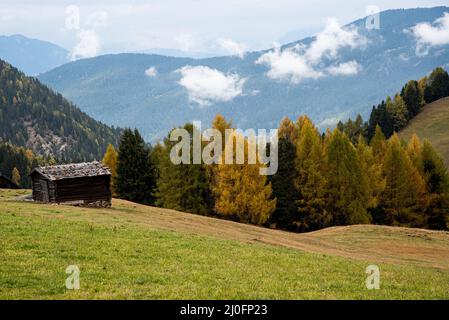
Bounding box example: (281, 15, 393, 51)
(0, 59, 122, 162)
(0, 142, 52, 188)
(0, 35, 69, 76)
(39, 7, 449, 141)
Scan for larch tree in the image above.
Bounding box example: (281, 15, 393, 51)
(207, 114, 234, 211)
(421, 140, 449, 230)
(102, 144, 118, 196)
(325, 129, 372, 225)
(407, 134, 423, 174)
(154, 124, 211, 215)
(294, 116, 331, 231)
(370, 125, 387, 162)
(357, 136, 386, 215)
(381, 134, 427, 227)
(11, 167, 21, 186)
(387, 95, 408, 133)
(212, 131, 276, 225)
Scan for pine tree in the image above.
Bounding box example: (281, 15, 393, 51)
(11, 167, 21, 186)
(294, 116, 331, 231)
(367, 105, 380, 140)
(115, 128, 156, 204)
(381, 134, 427, 226)
(402, 80, 422, 118)
(424, 67, 449, 103)
(421, 140, 449, 230)
(269, 117, 299, 230)
(378, 101, 394, 138)
(213, 131, 276, 225)
(102, 144, 118, 196)
(326, 129, 372, 225)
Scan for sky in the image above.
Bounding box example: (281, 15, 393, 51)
(0, 0, 447, 58)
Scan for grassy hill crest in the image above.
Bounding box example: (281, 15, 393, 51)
(399, 97, 449, 167)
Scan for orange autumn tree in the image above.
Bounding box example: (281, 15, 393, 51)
(381, 134, 427, 226)
(102, 144, 118, 196)
(212, 130, 276, 225)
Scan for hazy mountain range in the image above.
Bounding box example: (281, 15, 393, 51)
(6, 7, 448, 142)
(0, 35, 69, 76)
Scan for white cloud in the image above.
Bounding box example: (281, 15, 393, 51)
(70, 29, 101, 60)
(256, 19, 365, 83)
(217, 38, 248, 58)
(145, 66, 158, 77)
(256, 46, 322, 83)
(177, 65, 245, 106)
(327, 61, 361, 76)
(410, 12, 449, 56)
(306, 18, 366, 63)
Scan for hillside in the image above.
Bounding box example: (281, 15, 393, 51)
(0, 59, 121, 162)
(39, 7, 449, 141)
(1, 189, 448, 299)
(399, 97, 449, 167)
(0, 35, 69, 76)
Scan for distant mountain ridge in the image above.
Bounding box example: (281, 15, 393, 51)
(0, 59, 121, 162)
(0, 34, 69, 76)
(39, 7, 449, 142)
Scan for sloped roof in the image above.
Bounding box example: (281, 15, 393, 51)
(30, 161, 111, 181)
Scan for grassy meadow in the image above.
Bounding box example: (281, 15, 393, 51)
(0, 189, 448, 299)
(400, 97, 449, 167)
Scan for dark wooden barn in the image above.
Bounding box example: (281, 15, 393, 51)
(0, 173, 20, 189)
(30, 161, 112, 207)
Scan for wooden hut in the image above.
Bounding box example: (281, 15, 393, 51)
(0, 173, 20, 189)
(30, 161, 112, 207)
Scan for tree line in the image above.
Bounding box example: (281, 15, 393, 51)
(338, 67, 449, 143)
(104, 114, 449, 232)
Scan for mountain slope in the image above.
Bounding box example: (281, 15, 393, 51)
(39, 7, 449, 141)
(399, 97, 449, 167)
(0, 59, 121, 162)
(0, 35, 69, 76)
(1, 189, 449, 299)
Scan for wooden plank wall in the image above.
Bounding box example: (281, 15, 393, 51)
(54, 176, 111, 203)
(31, 173, 111, 204)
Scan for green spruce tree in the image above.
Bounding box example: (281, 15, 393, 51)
(115, 129, 156, 204)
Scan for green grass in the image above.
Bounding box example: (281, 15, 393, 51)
(400, 97, 449, 167)
(0, 191, 448, 299)
(2, 212, 448, 300)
